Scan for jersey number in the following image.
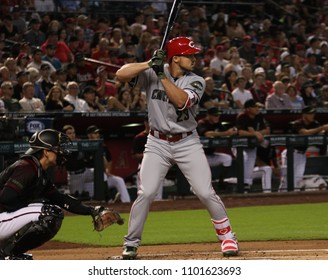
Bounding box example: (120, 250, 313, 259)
(176, 109, 190, 122)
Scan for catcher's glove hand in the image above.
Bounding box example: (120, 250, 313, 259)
(91, 206, 124, 231)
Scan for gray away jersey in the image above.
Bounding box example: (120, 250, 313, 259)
(135, 64, 205, 134)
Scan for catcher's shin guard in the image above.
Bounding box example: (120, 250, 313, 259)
(0, 204, 63, 257)
(212, 218, 239, 257)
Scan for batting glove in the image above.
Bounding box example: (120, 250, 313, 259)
(148, 49, 166, 79)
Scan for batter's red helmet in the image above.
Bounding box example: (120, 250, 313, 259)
(166, 37, 201, 60)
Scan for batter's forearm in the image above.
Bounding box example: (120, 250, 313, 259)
(116, 62, 150, 82)
(161, 78, 189, 108)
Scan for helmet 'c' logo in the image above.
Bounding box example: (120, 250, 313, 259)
(189, 41, 195, 48)
(27, 121, 45, 133)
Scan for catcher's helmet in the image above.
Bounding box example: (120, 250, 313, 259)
(25, 129, 72, 157)
(166, 37, 201, 60)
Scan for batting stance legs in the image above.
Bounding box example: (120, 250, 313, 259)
(0, 203, 63, 260)
(123, 135, 238, 259)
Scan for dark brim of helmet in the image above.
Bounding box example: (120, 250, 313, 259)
(25, 147, 43, 155)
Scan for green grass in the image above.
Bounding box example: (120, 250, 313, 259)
(53, 202, 328, 246)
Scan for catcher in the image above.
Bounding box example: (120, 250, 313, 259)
(0, 129, 123, 260)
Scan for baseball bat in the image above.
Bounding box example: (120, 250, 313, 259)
(83, 58, 121, 69)
(160, 0, 182, 50)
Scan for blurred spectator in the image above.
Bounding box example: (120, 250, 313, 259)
(39, 13, 51, 34)
(286, 84, 304, 110)
(62, 124, 94, 199)
(53, 68, 68, 91)
(67, 35, 80, 56)
(65, 62, 78, 82)
(19, 81, 45, 112)
(13, 70, 29, 100)
(197, 107, 237, 185)
(302, 53, 323, 81)
(238, 35, 256, 65)
(318, 41, 328, 65)
(304, 37, 320, 57)
(64, 81, 89, 112)
(241, 66, 253, 89)
(74, 53, 96, 88)
(226, 12, 246, 40)
(135, 32, 152, 62)
(130, 23, 144, 45)
(0, 15, 19, 41)
(318, 85, 328, 107)
(27, 47, 56, 73)
(95, 66, 118, 103)
(23, 18, 46, 47)
(47, 20, 62, 34)
(220, 69, 237, 107)
(90, 17, 111, 50)
(76, 14, 94, 44)
(15, 52, 30, 72)
(33, 0, 56, 12)
(200, 76, 229, 109)
(41, 31, 73, 64)
(27, 67, 46, 103)
(130, 86, 147, 111)
(4, 57, 18, 82)
(300, 80, 320, 107)
(210, 11, 227, 38)
(91, 37, 110, 62)
(279, 106, 328, 191)
(292, 72, 307, 96)
(63, 18, 77, 42)
(85, 125, 131, 203)
(38, 63, 54, 97)
(45, 85, 74, 111)
(116, 89, 133, 111)
(232, 76, 253, 109)
(275, 51, 296, 80)
(42, 44, 62, 70)
(224, 51, 244, 76)
(289, 54, 303, 73)
(209, 45, 228, 82)
(234, 99, 270, 192)
(1, 81, 21, 112)
(265, 81, 292, 109)
(0, 65, 10, 84)
(11, 5, 27, 36)
(250, 73, 269, 108)
(82, 85, 106, 112)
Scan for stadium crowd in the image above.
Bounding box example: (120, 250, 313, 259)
(0, 1, 327, 113)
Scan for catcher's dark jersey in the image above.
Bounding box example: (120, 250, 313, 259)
(0, 155, 91, 215)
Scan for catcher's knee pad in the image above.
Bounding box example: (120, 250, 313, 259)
(1, 204, 64, 256)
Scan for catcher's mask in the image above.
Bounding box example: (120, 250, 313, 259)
(25, 129, 72, 165)
(166, 37, 201, 60)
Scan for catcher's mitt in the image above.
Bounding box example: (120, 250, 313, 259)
(91, 206, 124, 231)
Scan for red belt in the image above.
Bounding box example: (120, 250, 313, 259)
(150, 130, 193, 142)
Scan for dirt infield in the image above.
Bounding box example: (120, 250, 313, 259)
(32, 191, 328, 260)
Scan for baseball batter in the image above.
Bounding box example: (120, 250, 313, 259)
(116, 37, 239, 259)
